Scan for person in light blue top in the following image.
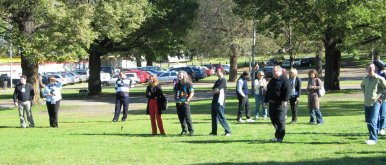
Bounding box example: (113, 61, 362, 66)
(43, 75, 63, 128)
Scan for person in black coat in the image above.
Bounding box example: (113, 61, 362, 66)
(264, 66, 291, 143)
(288, 68, 302, 123)
(13, 75, 35, 128)
(146, 75, 165, 135)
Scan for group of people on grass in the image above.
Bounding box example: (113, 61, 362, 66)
(12, 61, 386, 145)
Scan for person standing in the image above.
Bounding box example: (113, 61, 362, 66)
(253, 71, 268, 120)
(145, 75, 165, 135)
(209, 69, 231, 136)
(43, 76, 62, 128)
(372, 60, 386, 136)
(360, 63, 386, 145)
(112, 71, 132, 122)
(264, 65, 291, 143)
(288, 68, 302, 124)
(13, 75, 35, 128)
(307, 69, 324, 124)
(236, 71, 254, 123)
(174, 71, 195, 136)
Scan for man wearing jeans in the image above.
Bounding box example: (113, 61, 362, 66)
(236, 71, 254, 123)
(210, 69, 231, 136)
(13, 75, 35, 128)
(360, 63, 386, 145)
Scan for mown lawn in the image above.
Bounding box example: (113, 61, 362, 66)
(0, 83, 385, 165)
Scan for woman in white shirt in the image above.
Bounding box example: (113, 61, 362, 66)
(253, 71, 268, 120)
(43, 76, 62, 128)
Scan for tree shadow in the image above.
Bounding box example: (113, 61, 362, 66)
(180, 139, 349, 145)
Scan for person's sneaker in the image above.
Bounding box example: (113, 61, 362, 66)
(263, 116, 267, 120)
(379, 129, 385, 136)
(180, 131, 187, 135)
(237, 119, 245, 123)
(246, 119, 255, 123)
(224, 133, 231, 136)
(112, 119, 117, 122)
(270, 138, 282, 143)
(254, 116, 259, 120)
(209, 133, 217, 136)
(365, 140, 377, 145)
(189, 131, 194, 136)
(291, 121, 297, 124)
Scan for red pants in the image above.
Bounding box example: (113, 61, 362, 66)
(149, 99, 165, 135)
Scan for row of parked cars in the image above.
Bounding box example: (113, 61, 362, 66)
(42, 69, 89, 86)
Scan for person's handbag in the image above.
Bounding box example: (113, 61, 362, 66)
(317, 88, 325, 97)
(158, 93, 168, 111)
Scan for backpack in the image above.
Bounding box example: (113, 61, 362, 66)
(316, 79, 325, 97)
(158, 90, 168, 111)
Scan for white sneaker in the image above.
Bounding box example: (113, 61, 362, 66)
(224, 133, 231, 136)
(380, 129, 385, 136)
(365, 140, 377, 145)
(254, 116, 259, 120)
(246, 119, 255, 123)
(263, 116, 267, 120)
(237, 119, 245, 123)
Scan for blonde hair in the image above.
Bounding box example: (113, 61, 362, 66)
(148, 75, 159, 87)
(289, 68, 298, 78)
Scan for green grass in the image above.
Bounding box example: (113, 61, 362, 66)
(1, 85, 385, 165)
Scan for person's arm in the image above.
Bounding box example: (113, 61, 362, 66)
(29, 84, 35, 101)
(186, 84, 194, 103)
(13, 86, 18, 106)
(237, 79, 245, 97)
(360, 77, 366, 93)
(145, 86, 150, 98)
(214, 78, 226, 93)
(296, 77, 302, 99)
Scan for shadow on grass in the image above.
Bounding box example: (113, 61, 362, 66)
(73, 133, 188, 138)
(193, 156, 386, 165)
(286, 132, 368, 137)
(180, 139, 349, 145)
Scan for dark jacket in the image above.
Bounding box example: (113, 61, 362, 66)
(289, 76, 302, 98)
(13, 83, 34, 103)
(146, 84, 163, 115)
(264, 75, 291, 103)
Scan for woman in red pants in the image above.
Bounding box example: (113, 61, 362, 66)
(146, 75, 165, 135)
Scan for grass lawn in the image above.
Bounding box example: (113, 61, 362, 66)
(0, 82, 385, 165)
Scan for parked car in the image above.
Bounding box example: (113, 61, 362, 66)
(201, 66, 214, 76)
(100, 72, 111, 86)
(101, 66, 116, 76)
(263, 66, 274, 78)
(46, 74, 68, 86)
(158, 71, 178, 83)
(301, 57, 317, 67)
(107, 73, 138, 86)
(125, 69, 149, 83)
(191, 66, 206, 80)
(73, 70, 89, 82)
(282, 59, 302, 68)
(169, 67, 197, 81)
(140, 66, 161, 71)
(223, 64, 230, 74)
(65, 72, 81, 84)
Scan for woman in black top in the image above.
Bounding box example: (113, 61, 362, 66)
(146, 75, 165, 135)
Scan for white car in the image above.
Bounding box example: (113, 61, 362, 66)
(107, 73, 138, 87)
(282, 59, 301, 67)
(158, 71, 178, 83)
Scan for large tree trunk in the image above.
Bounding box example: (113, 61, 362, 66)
(21, 53, 40, 105)
(145, 53, 154, 66)
(324, 40, 341, 91)
(315, 42, 323, 77)
(135, 54, 142, 67)
(228, 44, 238, 82)
(88, 53, 102, 95)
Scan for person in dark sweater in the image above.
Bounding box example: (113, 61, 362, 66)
(13, 75, 35, 128)
(145, 75, 165, 135)
(209, 69, 231, 136)
(264, 66, 291, 143)
(236, 71, 254, 123)
(174, 71, 195, 136)
(288, 68, 302, 124)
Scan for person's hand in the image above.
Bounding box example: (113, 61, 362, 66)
(14, 102, 18, 107)
(282, 101, 287, 107)
(154, 97, 158, 99)
(296, 98, 300, 102)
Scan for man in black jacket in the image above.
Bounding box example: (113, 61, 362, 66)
(13, 75, 35, 128)
(264, 66, 291, 142)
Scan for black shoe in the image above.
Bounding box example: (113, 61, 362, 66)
(209, 132, 217, 136)
(121, 119, 126, 122)
(270, 138, 283, 143)
(112, 119, 117, 122)
(291, 121, 297, 124)
(180, 131, 187, 135)
(189, 131, 194, 136)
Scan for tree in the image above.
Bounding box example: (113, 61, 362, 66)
(0, 0, 96, 103)
(186, 0, 253, 82)
(234, 0, 386, 90)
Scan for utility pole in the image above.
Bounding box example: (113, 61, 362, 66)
(251, 18, 257, 95)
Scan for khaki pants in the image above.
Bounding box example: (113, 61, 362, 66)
(18, 101, 35, 128)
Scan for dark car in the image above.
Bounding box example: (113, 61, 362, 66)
(191, 67, 206, 80)
(301, 57, 317, 67)
(262, 66, 274, 78)
(170, 67, 197, 81)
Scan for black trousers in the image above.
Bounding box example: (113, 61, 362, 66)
(237, 94, 251, 119)
(113, 92, 129, 121)
(269, 102, 286, 140)
(46, 101, 60, 127)
(289, 96, 299, 122)
(176, 103, 194, 133)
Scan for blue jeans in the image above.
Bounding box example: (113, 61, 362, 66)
(254, 94, 267, 117)
(211, 103, 231, 134)
(113, 92, 129, 121)
(365, 102, 380, 141)
(309, 109, 324, 124)
(379, 100, 386, 129)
